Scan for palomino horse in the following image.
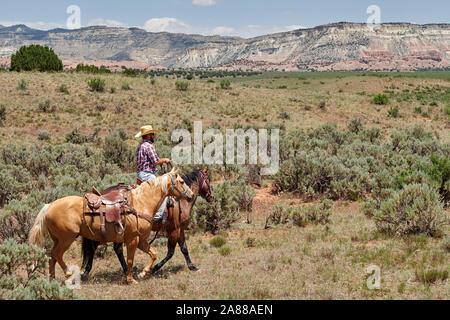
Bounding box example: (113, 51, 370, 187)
(80, 167, 213, 278)
(29, 168, 194, 284)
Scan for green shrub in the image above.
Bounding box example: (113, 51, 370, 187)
(37, 131, 51, 141)
(220, 79, 231, 90)
(103, 129, 135, 171)
(373, 94, 390, 105)
(75, 64, 111, 74)
(110, 87, 116, 94)
(191, 180, 241, 234)
(38, 100, 56, 113)
(65, 128, 89, 144)
(57, 84, 69, 94)
(87, 78, 105, 92)
(11, 45, 63, 72)
(0, 239, 75, 300)
(218, 246, 231, 256)
(123, 68, 138, 77)
(443, 105, 450, 117)
(121, 82, 132, 90)
(348, 118, 364, 134)
(373, 184, 447, 237)
(265, 202, 331, 229)
(17, 79, 27, 90)
(415, 268, 449, 284)
(0, 104, 6, 124)
(209, 236, 227, 248)
(388, 105, 400, 118)
(175, 81, 189, 91)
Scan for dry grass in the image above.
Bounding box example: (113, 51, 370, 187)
(51, 189, 449, 300)
(1, 71, 449, 299)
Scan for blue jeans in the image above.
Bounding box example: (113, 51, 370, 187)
(138, 171, 167, 222)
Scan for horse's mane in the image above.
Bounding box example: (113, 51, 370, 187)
(181, 170, 201, 188)
(135, 174, 169, 193)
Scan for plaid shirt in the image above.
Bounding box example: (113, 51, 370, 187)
(136, 141, 160, 174)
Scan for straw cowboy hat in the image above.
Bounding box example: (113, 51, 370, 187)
(134, 125, 160, 138)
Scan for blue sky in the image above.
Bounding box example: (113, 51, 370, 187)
(1, 0, 449, 38)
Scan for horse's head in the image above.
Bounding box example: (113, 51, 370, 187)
(198, 166, 214, 202)
(168, 168, 194, 201)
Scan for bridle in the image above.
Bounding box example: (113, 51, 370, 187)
(198, 171, 212, 199)
(168, 173, 191, 198)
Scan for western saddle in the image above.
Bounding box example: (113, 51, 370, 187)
(83, 183, 136, 238)
(83, 182, 173, 238)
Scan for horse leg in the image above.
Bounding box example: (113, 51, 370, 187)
(151, 231, 178, 274)
(137, 240, 157, 279)
(53, 237, 77, 279)
(178, 229, 199, 271)
(113, 243, 128, 275)
(81, 238, 100, 280)
(49, 237, 59, 280)
(125, 238, 138, 284)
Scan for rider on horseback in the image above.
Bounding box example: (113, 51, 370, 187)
(135, 125, 172, 224)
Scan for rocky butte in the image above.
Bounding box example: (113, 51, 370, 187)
(0, 22, 448, 71)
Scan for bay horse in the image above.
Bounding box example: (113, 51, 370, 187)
(80, 166, 213, 278)
(29, 168, 194, 284)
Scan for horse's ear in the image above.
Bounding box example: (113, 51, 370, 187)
(202, 166, 208, 173)
(170, 167, 176, 174)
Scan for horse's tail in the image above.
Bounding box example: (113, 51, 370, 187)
(29, 204, 50, 247)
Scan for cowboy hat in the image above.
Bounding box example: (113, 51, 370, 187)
(135, 125, 160, 138)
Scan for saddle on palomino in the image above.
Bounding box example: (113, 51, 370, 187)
(83, 185, 135, 238)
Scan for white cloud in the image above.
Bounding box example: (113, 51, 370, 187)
(87, 18, 128, 28)
(192, 0, 216, 7)
(210, 26, 235, 36)
(143, 17, 191, 33)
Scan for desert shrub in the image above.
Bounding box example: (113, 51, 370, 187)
(348, 118, 364, 134)
(415, 268, 449, 284)
(265, 201, 331, 229)
(191, 180, 241, 234)
(373, 94, 390, 105)
(0, 165, 32, 207)
(87, 78, 105, 92)
(0, 104, 6, 125)
(209, 236, 227, 248)
(17, 79, 27, 90)
(0, 239, 74, 300)
(103, 129, 135, 171)
(279, 112, 290, 120)
(123, 68, 138, 77)
(175, 81, 189, 91)
(0, 199, 36, 243)
(75, 64, 110, 74)
(373, 184, 448, 237)
(37, 131, 51, 141)
(57, 84, 69, 94)
(65, 128, 89, 144)
(38, 100, 56, 113)
(121, 82, 132, 90)
(11, 45, 63, 72)
(319, 101, 326, 109)
(220, 79, 231, 90)
(443, 105, 450, 117)
(218, 246, 231, 256)
(110, 87, 116, 94)
(388, 105, 400, 118)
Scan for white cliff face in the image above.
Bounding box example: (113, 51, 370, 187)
(0, 23, 449, 70)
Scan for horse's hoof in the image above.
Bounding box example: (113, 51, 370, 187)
(65, 271, 73, 279)
(126, 278, 138, 285)
(138, 272, 146, 280)
(189, 266, 199, 272)
(80, 273, 90, 281)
